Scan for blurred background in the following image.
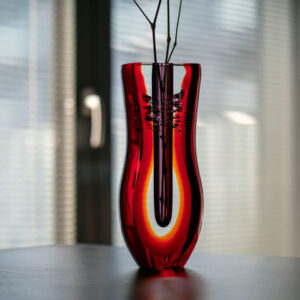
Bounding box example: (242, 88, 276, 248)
(0, 0, 299, 257)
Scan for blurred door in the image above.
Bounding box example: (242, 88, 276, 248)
(76, 0, 111, 244)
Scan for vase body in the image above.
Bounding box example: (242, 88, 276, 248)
(120, 62, 203, 269)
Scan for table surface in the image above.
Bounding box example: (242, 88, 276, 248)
(0, 245, 299, 300)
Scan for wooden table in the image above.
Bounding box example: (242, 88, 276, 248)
(0, 245, 299, 299)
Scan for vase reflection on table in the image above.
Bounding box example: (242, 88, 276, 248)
(130, 268, 201, 300)
(120, 62, 203, 269)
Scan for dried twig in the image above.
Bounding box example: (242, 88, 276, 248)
(165, 0, 171, 63)
(133, 0, 162, 64)
(133, 0, 151, 24)
(167, 0, 183, 62)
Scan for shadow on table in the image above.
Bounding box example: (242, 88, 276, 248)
(128, 268, 205, 300)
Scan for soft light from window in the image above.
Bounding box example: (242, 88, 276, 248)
(224, 111, 256, 125)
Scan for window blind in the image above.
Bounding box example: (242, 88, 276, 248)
(0, 0, 76, 248)
(111, 0, 300, 257)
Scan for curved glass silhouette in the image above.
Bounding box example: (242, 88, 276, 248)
(120, 63, 203, 268)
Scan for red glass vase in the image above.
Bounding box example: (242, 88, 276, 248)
(120, 62, 203, 269)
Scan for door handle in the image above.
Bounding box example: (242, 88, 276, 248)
(82, 88, 105, 148)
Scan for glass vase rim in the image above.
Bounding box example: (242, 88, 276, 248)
(122, 62, 200, 68)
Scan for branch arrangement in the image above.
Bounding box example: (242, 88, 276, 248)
(133, 0, 183, 64)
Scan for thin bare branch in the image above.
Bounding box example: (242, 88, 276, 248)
(165, 0, 171, 63)
(167, 0, 183, 62)
(152, 27, 158, 63)
(153, 0, 162, 24)
(133, 0, 151, 24)
(133, 0, 162, 64)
